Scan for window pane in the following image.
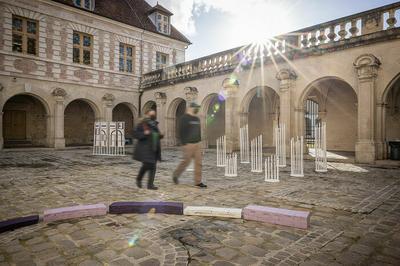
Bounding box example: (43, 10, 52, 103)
(12, 34, 22, 52)
(119, 43, 124, 55)
(12, 17, 22, 31)
(83, 35, 91, 47)
(126, 47, 132, 57)
(157, 23, 162, 32)
(75, 0, 81, 6)
(73, 48, 80, 63)
(163, 16, 168, 22)
(119, 58, 124, 71)
(84, 0, 91, 9)
(73, 33, 80, 45)
(27, 38, 36, 55)
(27, 21, 37, 34)
(127, 59, 132, 72)
(157, 14, 161, 19)
(83, 50, 91, 64)
(163, 24, 167, 33)
(162, 55, 167, 64)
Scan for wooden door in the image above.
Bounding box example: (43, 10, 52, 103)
(3, 110, 26, 140)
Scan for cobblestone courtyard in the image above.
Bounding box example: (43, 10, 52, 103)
(0, 148, 399, 266)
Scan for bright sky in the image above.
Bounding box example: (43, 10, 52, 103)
(146, 0, 399, 60)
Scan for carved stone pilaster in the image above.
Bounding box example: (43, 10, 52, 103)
(102, 93, 115, 122)
(154, 92, 167, 105)
(184, 87, 198, 103)
(52, 88, 67, 149)
(276, 69, 297, 91)
(52, 88, 67, 101)
(102, 93, 115, 106)
(353, 54, 381, 81)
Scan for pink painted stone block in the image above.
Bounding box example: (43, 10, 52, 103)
(243, 205, 311, 229)
(43, 203, 107, 223)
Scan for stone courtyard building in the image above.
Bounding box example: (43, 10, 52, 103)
(0, 0, 190, 149)
(0, 0, 400, 165)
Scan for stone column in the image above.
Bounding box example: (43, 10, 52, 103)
(155, 92, 167, 141)
(102, 93, 115, 122)
(52, 88, 67, 149)
(375, 102, 386, 160)
(223, 78, 240, 153)
(0, 111, 3, 150)
(276, 69, 297, 153)
(354, 54, 381, 163)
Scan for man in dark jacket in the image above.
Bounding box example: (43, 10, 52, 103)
(172, 102, 207, 188)
(133, 109, 163, 190)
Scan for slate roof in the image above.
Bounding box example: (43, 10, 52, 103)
(51, 0, 191, 44)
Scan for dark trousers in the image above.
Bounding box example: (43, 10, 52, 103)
(137, 162, 157, 187)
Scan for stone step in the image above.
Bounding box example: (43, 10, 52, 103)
(43, 203, 107, 223)
(243, 205, 310, 229)
(109, 201, 183, 215)
(184, 206, 242, 218)
(0, 215, 39, 233)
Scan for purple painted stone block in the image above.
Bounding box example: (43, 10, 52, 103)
(109, 202, 183, 215)
(43, 203, 107, 223)
(0, 215, 39, 234)
(243, 205, 311, 229)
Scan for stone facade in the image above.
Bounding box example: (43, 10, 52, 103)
(0, 0, 188, 149)
(141, 3, 400, 163)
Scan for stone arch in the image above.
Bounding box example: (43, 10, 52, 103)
(299, 77, 358, 152)
(380, 72, 400, 159)
(240, 86, 280, 147)
(2, 93, 50, 148)
(142, 100, 157, 115)
(64, 98, 99, 146)
(112, 102, 136, 143)
(166, 97, 186, 146)
(200, 93, 226, 147)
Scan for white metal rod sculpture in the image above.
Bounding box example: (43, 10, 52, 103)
(315, 122, 327, 172)
(93, 122, 125, 156)
(216, 135, 227, 167)
(251, 135, 263, 173)
(265, 155, 279, 182)
(275, 123, 286, 167)
(239, 124, 250, 163)
(290, 136, 304, 177)
(225, 153, 238, 177)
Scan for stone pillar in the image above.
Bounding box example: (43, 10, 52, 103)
(52, 88, 67, 149)
(276, 69, 297, 153)
(0, 111, 3, 150)
(155, 92, 167, 138)
(375, 102, 386, 160)
(223, 78, 240, 153)
(102, 93, 115, 122)
(354, 54, 381, 163)
(184, 87, 198, 105)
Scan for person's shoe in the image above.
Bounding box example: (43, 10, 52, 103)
(147, 185, 158, 190)
(172, 174, 179, 184)
(136, 179, 142, 188)
(195, 183, 207, 188)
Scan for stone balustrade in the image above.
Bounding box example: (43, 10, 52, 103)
(141, 2, 400, 89)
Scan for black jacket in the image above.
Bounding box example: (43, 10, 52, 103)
(133, 118, 162, 164)
(178, 113, 201, 145)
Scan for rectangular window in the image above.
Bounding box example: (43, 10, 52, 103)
(12, 16, 38, 55)
(72, 31, 92, 65)
(156, 52, 168, 69)
(119, 43, 134, 73)
(156, 13, 169, 34)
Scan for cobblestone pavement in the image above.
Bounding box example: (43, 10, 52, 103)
(0, 148, 399, 266)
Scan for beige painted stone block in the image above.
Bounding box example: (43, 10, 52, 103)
(184, 206, 242, 218)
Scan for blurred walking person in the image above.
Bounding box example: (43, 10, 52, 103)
(172, 102, 207, 188)
(133, 109, 163, 190)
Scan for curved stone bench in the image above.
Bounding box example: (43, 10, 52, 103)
(184, 206, 242, 218)
(109, 201, 183, 215)
(43, 203, 107, 223)
(0, 215, 39, 233)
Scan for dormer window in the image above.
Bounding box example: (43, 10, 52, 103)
(156, 13, 169, 34)
(74, 0, 94, 11)
(147, 3, 173, 35)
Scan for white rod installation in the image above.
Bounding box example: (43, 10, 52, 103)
(217, 135, 227, 167)
(93, 122, 126, 156)
(251, 135, 263, 173)
(290, 136, 304, 177)
(315, 122, 327, 172)
(239, 124, 250, 163)
(225, 153, 238, 177)
(265, 155, 279, 182)
(275, 123, 286, 167)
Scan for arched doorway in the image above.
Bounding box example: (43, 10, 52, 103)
(142, 101, 157, 115)
(201, 93, 225, 148)
(166, 98, 186, 146)
(301, 77, 358, 153)
(383, 75, 400, 159)
(2, 94, 49, 148)
(242, 87, 279, 147)
(64, 99, 97, 146)
(112, 103, 135, 144)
